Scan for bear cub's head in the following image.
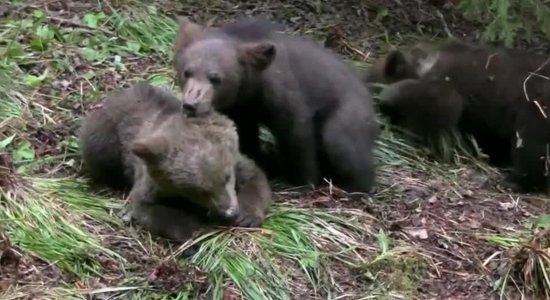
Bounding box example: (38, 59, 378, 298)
(131, 113, 242, 220)
(173, 18, 277, 117)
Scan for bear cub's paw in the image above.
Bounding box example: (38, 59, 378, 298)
(233, 209, 266, 228)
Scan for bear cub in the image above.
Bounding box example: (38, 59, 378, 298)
(172, 16, 379, 194)
(78, 82, 272, 242)
(366, 39, 550, 194)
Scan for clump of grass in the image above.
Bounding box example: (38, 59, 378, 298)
(498, 230, 550, 298)
(32, 177, 123, 224)
(105, 4, 178, 57)
(482, 215, 550, 298)
(161, 205, 377, 299)
(2, 176, 125, 276)
(0, 284, 93, 300)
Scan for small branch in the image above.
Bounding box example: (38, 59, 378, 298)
(24, 4, 114, 35)
(46, 15, 114, 35)
(522, 58, 550, 119)
(436, 9, 453, 38)
(522, 58, 550, 103)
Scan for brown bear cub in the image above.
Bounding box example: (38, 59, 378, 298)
(366, 39, 550, 193)
(172, 17, 379, 194)
(78, 82, 272, 242)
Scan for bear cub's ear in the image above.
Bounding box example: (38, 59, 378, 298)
(174, 17, 204, 54)
(238, 42, 276, 71)
(131, 135, 169, 162)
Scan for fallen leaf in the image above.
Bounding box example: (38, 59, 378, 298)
(405, 228, 429, 239)
(499, 202, 515, 211)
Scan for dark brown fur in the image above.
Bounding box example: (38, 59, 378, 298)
(78, 82, 272, 242)
(377, 78, 464, 149)
(173, 17, 379, 193)
(367, 39, 550, 193)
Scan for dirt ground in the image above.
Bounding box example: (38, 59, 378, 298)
(1, 0, 550, 299)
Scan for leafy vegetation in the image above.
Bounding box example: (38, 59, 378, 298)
(458, 0, 550, 46)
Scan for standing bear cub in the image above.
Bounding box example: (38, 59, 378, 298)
(172, 17, 379, 193)
(78, 82, 272, 242)
(366, 39, 550, 193)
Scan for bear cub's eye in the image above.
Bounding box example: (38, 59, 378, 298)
(208, 74, 222, 85)
(183, 68, 192, 78)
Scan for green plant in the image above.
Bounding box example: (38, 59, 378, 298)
(458, 0, 550, 46)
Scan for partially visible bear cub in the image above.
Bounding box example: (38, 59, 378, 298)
(78, 82, 272, 242)
(365, 39, 550, 193)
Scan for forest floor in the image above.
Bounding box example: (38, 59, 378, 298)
(1, 0, 550, 299)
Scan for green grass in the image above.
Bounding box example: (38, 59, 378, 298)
(3, 179, 123, 275)
(178, 207, 376, 299)
(0, 1, 544, 299)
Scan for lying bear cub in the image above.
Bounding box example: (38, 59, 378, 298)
(78, 82, 272, 242)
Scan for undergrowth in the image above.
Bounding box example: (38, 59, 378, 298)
(458, 0, 550, 47)
(482, 215, 550, 299)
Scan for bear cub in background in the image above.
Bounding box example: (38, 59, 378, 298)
(172, 16, 379, 194)
(78, 82, 272, 242)
(366, 39, 550, 194)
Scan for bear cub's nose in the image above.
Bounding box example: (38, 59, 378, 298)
(182, 103, 198, 116)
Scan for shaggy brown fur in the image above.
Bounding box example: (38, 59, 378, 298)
(78, 82, 272, 241)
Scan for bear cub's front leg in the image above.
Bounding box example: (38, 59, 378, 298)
(231, 155, 273, 228)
